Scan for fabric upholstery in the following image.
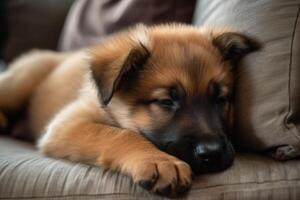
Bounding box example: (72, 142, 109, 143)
(58, 0, 196, 51)
(193, 0, 300, 159)
(1, 136, 300, 200)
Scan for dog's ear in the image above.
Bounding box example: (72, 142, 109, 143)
(89, 27, 151, 105)
(213, 32, 261, 65)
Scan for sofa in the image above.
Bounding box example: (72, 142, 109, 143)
(0, 0, 300, 199)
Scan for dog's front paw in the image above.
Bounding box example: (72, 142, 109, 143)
(130, 155, 192, 197)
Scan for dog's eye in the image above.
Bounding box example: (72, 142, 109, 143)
(157, 99, 174, 108)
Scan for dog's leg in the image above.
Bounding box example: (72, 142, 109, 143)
(0, 50, 66, 112)
(38, 98, 192, 196)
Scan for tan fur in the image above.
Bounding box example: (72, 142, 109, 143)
(0, 24, 249, 196)
(0, 50, 68, 111)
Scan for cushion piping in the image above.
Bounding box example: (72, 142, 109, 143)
(284, 3, 300, 146)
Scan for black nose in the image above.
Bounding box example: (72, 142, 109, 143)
(164, 135, 234, 174)
(194, 137, 223, 163)
(191, 135, 234, 173)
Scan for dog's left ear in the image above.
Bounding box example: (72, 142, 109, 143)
(213, 32, 261, 65)
(89, 26, 151, 106)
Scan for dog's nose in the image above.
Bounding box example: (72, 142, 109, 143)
(193, 137, 223, 164)
(164, 134, 234, 174)
(157, 132, 234, 174)
(189, 135, 234, 174)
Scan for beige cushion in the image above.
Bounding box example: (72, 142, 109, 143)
(1, 136, 300, 200)
(193, 0, 300, 159)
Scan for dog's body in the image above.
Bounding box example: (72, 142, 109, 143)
(0, 24, 259, 196)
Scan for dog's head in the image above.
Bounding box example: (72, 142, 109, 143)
(89, 24, 260, 174)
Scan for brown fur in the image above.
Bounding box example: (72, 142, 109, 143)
(0, 24, 259, 197)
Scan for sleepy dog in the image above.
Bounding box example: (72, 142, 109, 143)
(0, 24, 259, 197)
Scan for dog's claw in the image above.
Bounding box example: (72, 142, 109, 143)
(156, 184, 173, 196)
(138, 179, 155, 190)
(176, 183, 191, 196)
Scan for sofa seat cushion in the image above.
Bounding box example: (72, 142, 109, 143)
(0, 136, 300, 200)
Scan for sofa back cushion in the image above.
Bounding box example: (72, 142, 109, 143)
(193, 0, 300, 159)
(58, 0, 196, 51)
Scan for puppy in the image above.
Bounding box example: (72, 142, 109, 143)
(0, 24, 259, 197)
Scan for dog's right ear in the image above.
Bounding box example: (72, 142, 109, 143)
(212, 32, 261, 66)
(89, 26, 151, 106)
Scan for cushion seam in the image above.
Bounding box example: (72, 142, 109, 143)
(193, 177, 300, 189)
(284, 3, 300, 143)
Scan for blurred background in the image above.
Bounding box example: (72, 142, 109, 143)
(0, 0, 196, 65)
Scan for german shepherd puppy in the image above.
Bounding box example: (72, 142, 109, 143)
(0, 24, 259, 197)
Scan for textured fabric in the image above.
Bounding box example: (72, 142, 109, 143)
(193, 0, 300, 159)
(1, 136, 300, 200)
(58, 0, 196, 51)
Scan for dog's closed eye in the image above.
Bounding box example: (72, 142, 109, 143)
(156, 99, 174, 108)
